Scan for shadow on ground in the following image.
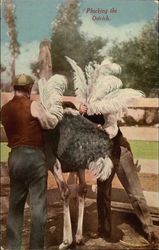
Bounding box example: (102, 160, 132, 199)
(1, 198, 159, 250)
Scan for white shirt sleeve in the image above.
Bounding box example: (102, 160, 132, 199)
(31, 101, 59, 129)
(103, 114, 118, 139)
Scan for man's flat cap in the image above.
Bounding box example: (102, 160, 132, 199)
(13, 74, 34, 86)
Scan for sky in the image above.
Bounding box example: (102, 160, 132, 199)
(1, 0, 158, 82)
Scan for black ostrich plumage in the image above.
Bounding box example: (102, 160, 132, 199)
(44, 114, 113, 173)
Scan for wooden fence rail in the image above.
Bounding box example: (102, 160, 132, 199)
(1, 92, 159, 108)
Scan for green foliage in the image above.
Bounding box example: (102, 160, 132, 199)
(0, 64, 6, 73)
(109, 24, 159, 97)
(3, 0, 20, 86)
(30, 61, 40, 78)
(51, 0, 106, 95)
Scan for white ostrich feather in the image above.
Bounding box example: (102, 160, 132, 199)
(87, 88, 144, 116)
(88, 75, 123, 104)
(38, 74, 67, 120)
(63, 107, 80, 116)
(86, 62, 100, 96)
(85, 61, 95, 85)
(87, 62, 122, 102)
(65, 56, 87, 103)
(99, 62, 122, 76)
(65, 56, 144, 118)
(88, 156, 113, 181)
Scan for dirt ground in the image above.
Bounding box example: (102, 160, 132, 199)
(1, 197, 159, 250)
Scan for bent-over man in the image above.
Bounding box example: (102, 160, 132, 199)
(79, 103, 157, 245)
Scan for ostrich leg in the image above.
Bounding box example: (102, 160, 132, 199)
(59, 197, 73, 250)
(75, 170, 87, 245)
(53, 159, 69, 201)
(53, 160, 73, 249)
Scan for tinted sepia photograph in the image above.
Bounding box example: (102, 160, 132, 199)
(1, 0, 159, 249)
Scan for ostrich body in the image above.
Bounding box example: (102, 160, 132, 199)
(44, 113, 112, 172)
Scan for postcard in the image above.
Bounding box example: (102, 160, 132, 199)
(1, 0, 158, 249)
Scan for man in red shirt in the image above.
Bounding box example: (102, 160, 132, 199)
(1, 74, 58, 250)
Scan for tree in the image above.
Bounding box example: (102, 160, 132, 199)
(0, 64, 6, 73)
(154, 0, 159, 35)
(51, 0, 106, 95)
(31, 0, 107, 95)
(109, 23, 158, 97)
(3, 0, 20, 86)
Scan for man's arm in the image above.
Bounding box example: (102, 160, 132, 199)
(31, 101, 58, 129)
(61, 96, 81, 111)
(79, 103, 119, 138)
(103, 114, 118, 139)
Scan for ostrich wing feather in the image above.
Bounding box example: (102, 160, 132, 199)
(87, 88, 144, 116)
(65, 56, 87, 103)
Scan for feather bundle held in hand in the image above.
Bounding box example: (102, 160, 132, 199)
(65, 56, 145, 117)
(87, 75, 123, 104)
(87, 88, 144, 115)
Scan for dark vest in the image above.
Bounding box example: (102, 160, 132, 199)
(1, 95, 43, 148)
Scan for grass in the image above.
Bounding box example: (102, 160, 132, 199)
(0, 140, 158, 162)
(1, 143, 11, 162)
(129, 140, 158, 160)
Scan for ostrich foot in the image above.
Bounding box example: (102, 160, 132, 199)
(59, 240, 72, 250)
(75, 234, 84, 245)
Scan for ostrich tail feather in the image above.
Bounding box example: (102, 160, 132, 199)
(88, 157, 113, 181)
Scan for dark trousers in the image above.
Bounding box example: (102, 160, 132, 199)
(97, 137, 153, 237)
(6, 147, 47, 250)
(97, 131, 120, 235)
(97, 168, 116, 235)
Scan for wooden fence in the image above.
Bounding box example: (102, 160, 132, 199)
(0, 94, 159, 220)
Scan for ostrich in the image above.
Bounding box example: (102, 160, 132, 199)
(38, 62, 144, 249)
(38, 75, 114, 249)
(44, 113, 114, 249)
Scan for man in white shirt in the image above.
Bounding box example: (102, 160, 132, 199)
(79, 103, 157, 245)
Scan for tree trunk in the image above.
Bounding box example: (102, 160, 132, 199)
(38, 40, 53, 80)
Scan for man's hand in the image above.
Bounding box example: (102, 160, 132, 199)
(79, 104, 88, 115)
(97, 124, 104, 131)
